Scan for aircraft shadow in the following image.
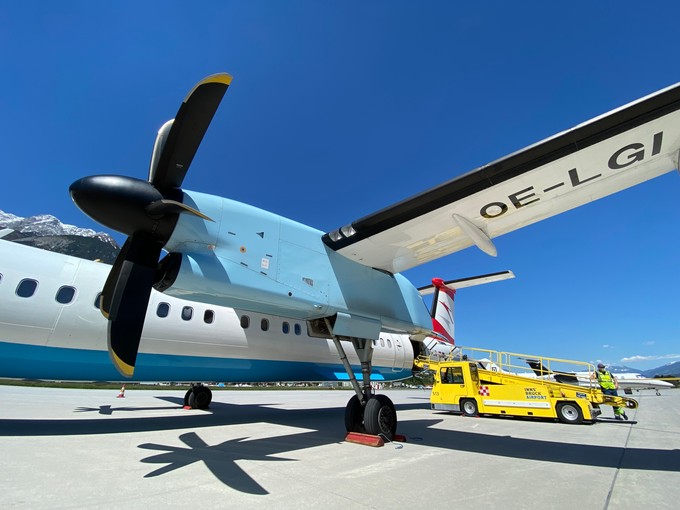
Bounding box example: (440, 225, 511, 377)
(398, 416, 680, 473)
(1, 395, 678, 494)
(0, 396, 352, 437)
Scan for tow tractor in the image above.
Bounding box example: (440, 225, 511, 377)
(413, 347, 638, 424)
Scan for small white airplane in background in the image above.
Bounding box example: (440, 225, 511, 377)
(2, 73, 680, 439)
(612, 373, 675, 394)
(523, 359, 674, 394)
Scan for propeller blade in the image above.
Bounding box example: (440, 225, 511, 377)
(148, 120, 174, 184)
(100, 238, 132, 318)
(70, 73, 232, 377)
(151, 73, 232, 191)
(105, 234, 163, 377)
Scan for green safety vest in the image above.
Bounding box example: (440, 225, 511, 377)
(596, 370, 616, 390)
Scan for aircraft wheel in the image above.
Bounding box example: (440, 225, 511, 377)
(183, 388, 193, 407)
(364, 394, 397, 440)
(461, 398, 478, 416)
(344, 395, 365, 434)
(556, 402, 583, 424)
(188, 385, 212, 409)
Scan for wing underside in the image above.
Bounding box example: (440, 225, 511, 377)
(323, 83, 680, 273)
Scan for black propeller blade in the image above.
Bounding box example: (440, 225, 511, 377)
(70, 73, 232, 377)
(105, 234, 163, 376)
(150, 74, 232, 191)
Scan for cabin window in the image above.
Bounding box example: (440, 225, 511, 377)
(157, 302, 170, 318)
(94, 292, 103, 310)
(386, 339, 392, 349)
(372, 339, 377, 346)
(261, 318, 269, 331)
(240, 315, 250, 329)
(181, 306, 193, 321)
(55, 286, 76, 304)
(204, 310, 215, 324)
(380, 338, 385, 347)
(0, 273, 3, 284)
(294, 323, 302, 335)
(16, 279, 38, 298)
(282, 321, 290, 334)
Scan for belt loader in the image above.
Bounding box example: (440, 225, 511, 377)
(413, 348, 638, 424)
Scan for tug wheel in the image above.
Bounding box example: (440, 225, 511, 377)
(461, 398, 478, 417)
(556, 402, 583, 424)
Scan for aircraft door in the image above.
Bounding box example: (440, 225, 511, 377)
(391, 334, 407, 371)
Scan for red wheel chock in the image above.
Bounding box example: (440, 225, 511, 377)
(345, 432, 408, 447)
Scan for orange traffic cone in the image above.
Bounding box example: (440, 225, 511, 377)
(117, 384, 126, 398)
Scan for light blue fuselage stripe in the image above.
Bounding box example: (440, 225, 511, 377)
(0, 341, 405, 382)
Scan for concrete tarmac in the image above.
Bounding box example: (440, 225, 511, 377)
(0, 385, 678, 509)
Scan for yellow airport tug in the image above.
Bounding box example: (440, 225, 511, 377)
(414, 347, 638, 424)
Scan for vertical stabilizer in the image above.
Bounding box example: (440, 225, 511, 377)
(431, 277, 456, 344)
(417, 271, 515, 357)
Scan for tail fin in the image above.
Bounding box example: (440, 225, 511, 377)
(416, 278, 457, 359)
(417, 271, 515, 348)
(431, 277, 456, 344)
(525, 359, 549, 376)
(524, 358, 579, 384)
(416, 271, 515, 359)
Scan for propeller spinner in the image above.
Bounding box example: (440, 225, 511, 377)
(69, 73, 231, 376)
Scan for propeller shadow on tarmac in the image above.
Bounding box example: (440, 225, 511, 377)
(138, 431, 312, 495)
(0, 394, 678, 495)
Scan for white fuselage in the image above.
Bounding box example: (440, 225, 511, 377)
(577, 372, 674, 391)
(0, 240, 414, 382)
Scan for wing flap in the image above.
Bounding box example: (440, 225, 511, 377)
(323, 83, 680, 273)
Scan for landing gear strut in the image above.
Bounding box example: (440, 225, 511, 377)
(183, 383, 212, 409)
(331, 333, 398, 440)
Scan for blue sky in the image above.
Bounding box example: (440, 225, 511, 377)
(1, 2, 679, 370)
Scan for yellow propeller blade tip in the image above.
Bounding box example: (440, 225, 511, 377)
(109, 350, 135, 378)
(184, 73, 233, 101)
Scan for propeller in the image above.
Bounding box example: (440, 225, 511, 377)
(69, 73, 232, 376)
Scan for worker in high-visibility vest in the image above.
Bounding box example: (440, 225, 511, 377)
(592, 363, 628, 420)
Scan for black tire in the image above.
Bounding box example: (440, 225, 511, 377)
(183, 388, 193, 407)
(188, 385, 212, 409)
(556, 402, 583, 424)
(344, 394, 365, 434)
(364, 394, 397, 439)
(461, 398, 478, 416)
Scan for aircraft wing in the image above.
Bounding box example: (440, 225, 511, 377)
(323, 83, 680, 273)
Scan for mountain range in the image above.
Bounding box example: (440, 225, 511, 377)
(608, 363, 680, 378)
(0, 210, 120, 264)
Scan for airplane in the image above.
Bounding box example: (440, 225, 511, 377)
(2, 72, 680, 440)
(0, 235, 504, 399)
(523, 359, 675, 395)
(411, 292, 675, 396)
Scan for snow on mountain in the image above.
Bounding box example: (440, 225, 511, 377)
(0, 210, 120, 263)
(0, 210, 116, 246)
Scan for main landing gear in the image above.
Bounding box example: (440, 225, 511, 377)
(331, 335, 398, 440)
(183, 383, 212, 409)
